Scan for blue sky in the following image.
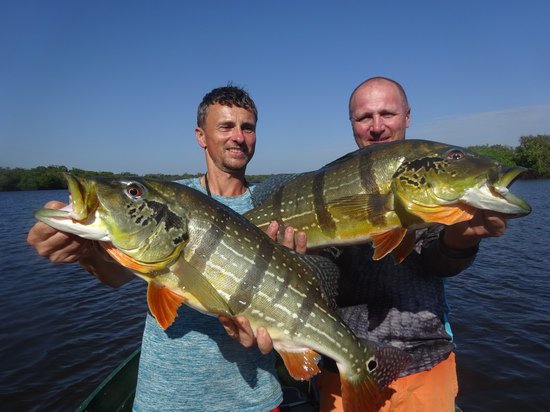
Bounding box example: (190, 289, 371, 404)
(1, 0, 549, 175)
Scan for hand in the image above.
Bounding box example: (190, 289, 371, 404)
(218, 315, 274, 354)
(443, 210, 508, 250)
(265, 221, 307, 254)
(27, 201, 93, 263)
(28, 200, 134, 288)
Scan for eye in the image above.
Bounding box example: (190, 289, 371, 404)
(447, 149, 465, 160)
(125, 182, 146, 200)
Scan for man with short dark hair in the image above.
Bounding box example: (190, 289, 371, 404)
(28, 85, 296, 411)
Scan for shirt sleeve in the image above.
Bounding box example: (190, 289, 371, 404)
(417, 226, 478, 277)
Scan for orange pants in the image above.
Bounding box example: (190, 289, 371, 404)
(317, 352, 458, 412)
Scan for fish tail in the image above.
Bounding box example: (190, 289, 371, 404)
(339, 375, 381, 412)
(339, 343, 412, 411)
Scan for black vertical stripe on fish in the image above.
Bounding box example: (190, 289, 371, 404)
(312, 170, 337, 237)
(357, 150, 379, 197)
(186, 205, 228, 272)
(286, 267, 317, 337)
(271, 187, 284, 223)
(358, 153, 389, 228)
(228, 234, 275, 313)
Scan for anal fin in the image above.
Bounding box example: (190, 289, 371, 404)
(147, 281, 186, 330)
(276, 348, 321, 381)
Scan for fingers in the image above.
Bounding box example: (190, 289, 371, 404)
(219, 315, 239, 339)
(264, 221, 307, 254)
(482, 211, 508, 237)
(218, 315, 274, 354)
(256, 327, 274, 355)
(265, 221, 279, 241)
(281, 226, 296, 249)
(27, 200, 91, 263)
(444, 209, 509, 249)
(294, 231, 307, 254)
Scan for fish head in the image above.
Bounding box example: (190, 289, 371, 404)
(34, 174, 189, 268)
(391, 142, 531, 225)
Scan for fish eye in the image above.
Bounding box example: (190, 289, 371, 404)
(125, 182, 146, 200)
(447, 149, 465, 160)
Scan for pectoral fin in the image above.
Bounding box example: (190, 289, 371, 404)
(171, 257, 234, 317)
(327, 194, 392, 221)
(275, 347, 321, 381)
(371, 227, 407, 260)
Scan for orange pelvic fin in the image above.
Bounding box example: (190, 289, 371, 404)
(409, 203, 475, 225)
(147, 281, 186, 330)
(391, 231, 417, 264)
(277, 349, 321, 381)
(340, 376, 381, 412)
(371, 227, 407, 260)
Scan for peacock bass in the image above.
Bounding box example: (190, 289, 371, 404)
(244, 139, 531, 263)
(34, 174, 412, 412)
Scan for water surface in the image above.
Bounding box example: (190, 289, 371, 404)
(1, 181, 549, 411)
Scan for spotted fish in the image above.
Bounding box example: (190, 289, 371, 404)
(34, 174, 412, 411)
(245, 139, 531, 262)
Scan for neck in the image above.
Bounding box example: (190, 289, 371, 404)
(202, 169, 248, 197)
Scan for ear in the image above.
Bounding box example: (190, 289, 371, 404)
(195, 127, 206, 148)
(405, 108, 411, 128)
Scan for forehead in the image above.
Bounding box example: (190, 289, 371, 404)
(350, 82, 404, 114)
(205, 103, 256, 124)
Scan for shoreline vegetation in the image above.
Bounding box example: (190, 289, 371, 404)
(2, 135, 549, 192)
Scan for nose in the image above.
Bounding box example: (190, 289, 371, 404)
(371, 115, 385, 133)
(232, 128, 245, 143)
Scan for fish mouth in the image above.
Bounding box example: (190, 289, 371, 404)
(62, 173, 95, 220)
(462, 166, 531, 217)
(34, 174, 109, 241)
(491, 166, 531, 216)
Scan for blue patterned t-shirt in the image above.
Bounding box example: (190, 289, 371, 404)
(133, 177, 282, 412)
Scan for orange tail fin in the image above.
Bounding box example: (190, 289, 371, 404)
(340, 376, 381, 412)
(340, 344, 412, 411)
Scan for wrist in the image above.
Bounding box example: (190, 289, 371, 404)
(439, 229, 479, 258)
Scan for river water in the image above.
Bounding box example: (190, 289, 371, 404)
(1, 180, 549, 411)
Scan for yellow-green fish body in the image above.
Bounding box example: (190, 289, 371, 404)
(35, 174, 411, 412)
(245, 139, 531, 262)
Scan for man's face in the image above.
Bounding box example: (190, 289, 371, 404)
(196, 103, 256, 173)
(349, 80, 410, 148)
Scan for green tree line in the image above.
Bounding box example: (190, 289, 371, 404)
(1, 135, 549, 191)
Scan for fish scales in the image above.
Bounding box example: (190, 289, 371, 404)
(245, 139, 531, 262)
(34, 174, 413, 411)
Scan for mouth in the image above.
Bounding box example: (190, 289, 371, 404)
(460, 166, 531, 217)
(491, 166, 531, 216)
(226, 147, 249, 157)
(33, 174, 108, 241)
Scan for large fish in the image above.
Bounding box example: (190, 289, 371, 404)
(34, 174, 411, 412)
(245, 139, 531, 262)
